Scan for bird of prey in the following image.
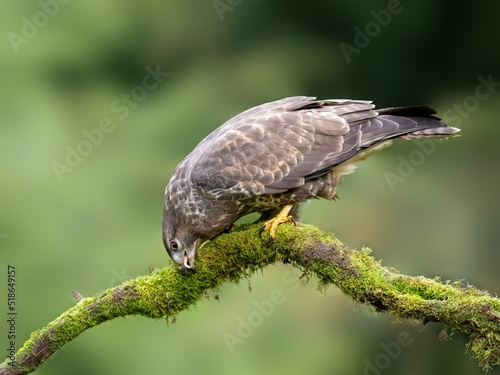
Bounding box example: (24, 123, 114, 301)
(163, 96, 459, 274)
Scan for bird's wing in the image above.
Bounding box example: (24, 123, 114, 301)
(189, 97, 457, 195)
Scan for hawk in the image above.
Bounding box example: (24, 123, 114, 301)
(163, 96, 459, 273)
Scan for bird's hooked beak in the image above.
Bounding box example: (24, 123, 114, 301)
(179, 248, 196, 275)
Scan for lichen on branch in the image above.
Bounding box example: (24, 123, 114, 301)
(1, 223, 499, 374)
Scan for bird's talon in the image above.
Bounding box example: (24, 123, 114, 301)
(224, 224, 237, 234)
(258, 223, 267, 238)
(259, 204, 295, 244)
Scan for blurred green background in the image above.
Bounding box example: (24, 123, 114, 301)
(1, 1, 500, 374)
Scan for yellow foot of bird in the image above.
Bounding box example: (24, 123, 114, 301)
(259, 204, 296, 243)
(225, 224, 237, 233)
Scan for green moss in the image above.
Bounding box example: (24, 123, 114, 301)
(2, 222, 500, 373)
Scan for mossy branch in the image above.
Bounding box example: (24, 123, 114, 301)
(1, 223, 500, 374)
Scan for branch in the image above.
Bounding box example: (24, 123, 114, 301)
(1, 223, 499, 374)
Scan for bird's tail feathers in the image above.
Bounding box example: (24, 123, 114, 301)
(377, 105, 438, 118)
(400, 124, 461, 140)
(377, 105, 460, 140)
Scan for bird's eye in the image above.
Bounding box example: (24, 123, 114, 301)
(169, 240, 181, 251)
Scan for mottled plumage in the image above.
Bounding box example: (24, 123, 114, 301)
(163, 96, 459, 273)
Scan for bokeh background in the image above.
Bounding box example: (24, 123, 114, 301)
(1, 1, 500, 374)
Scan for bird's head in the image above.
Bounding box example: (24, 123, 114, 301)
(162, 214, 204, 275)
